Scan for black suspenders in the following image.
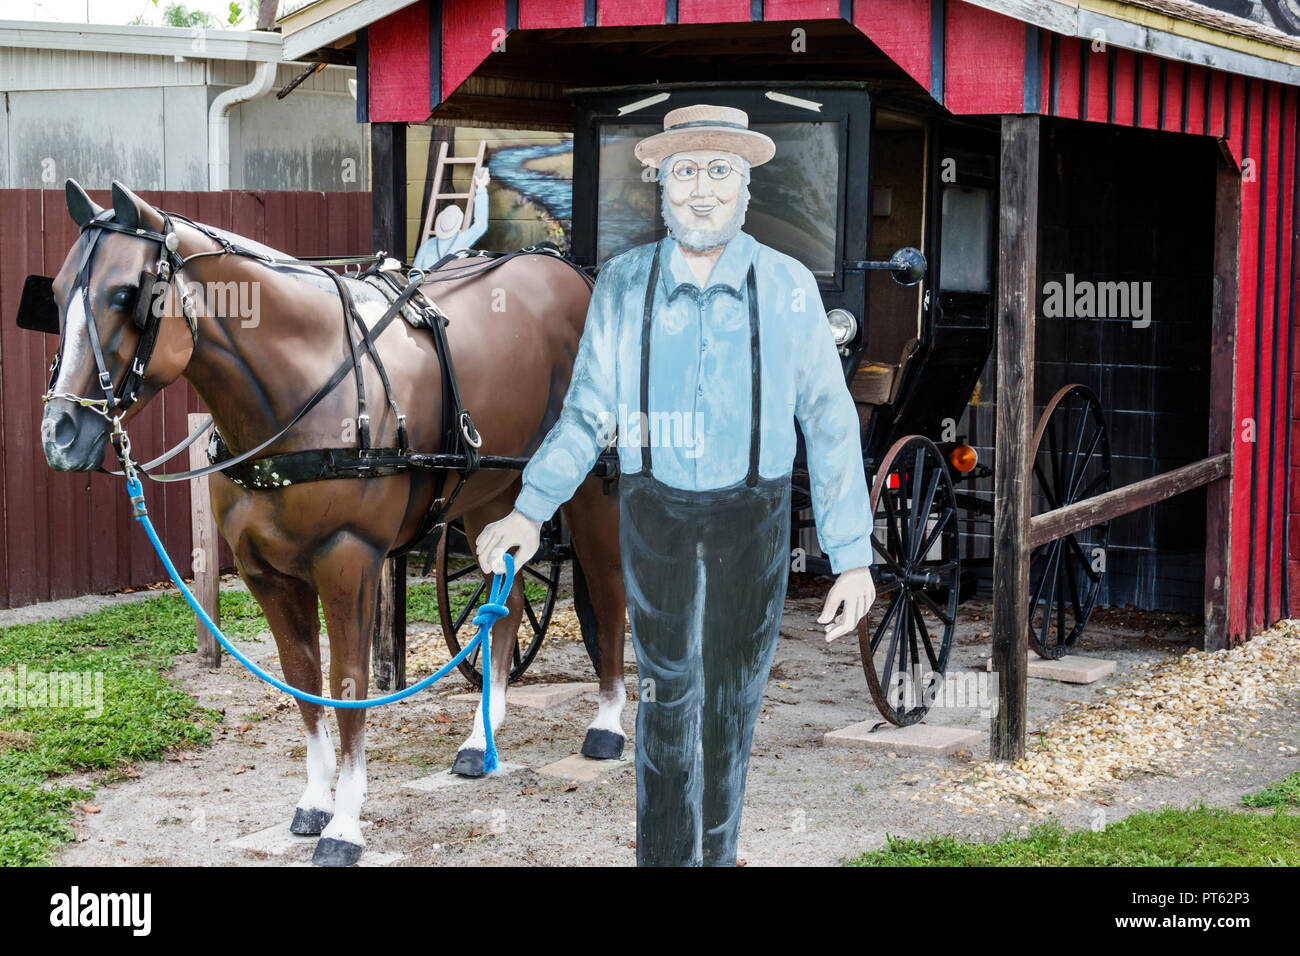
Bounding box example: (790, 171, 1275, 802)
(638, 241, 762, 488)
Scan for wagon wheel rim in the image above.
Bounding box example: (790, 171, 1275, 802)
(1028, 384, 1111, 660)
(858, 435, 961, 727)
(436, 521, 558, 687)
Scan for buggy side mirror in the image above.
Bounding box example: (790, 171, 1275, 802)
(16, 275, 59, 334)
(888, 247, 927, 287)
(843, 247, 928, 287)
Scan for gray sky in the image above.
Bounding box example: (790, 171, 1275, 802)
(8, 1, 263, 26)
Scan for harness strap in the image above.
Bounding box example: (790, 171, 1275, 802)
(337, 273, 410, 452)
(330, 272, 371, 450)
(147, 279, 425, 483)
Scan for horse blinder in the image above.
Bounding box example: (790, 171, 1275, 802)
(16, 275, 60, 335)
(132, 270, 165, 332)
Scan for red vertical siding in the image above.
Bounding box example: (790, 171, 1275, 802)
(519, 0, 584, 28)
(765, 0, 839, 17)
(368, 2, 432, 123)
(1113, 50, 1137, 126)
(1229, 83, 1261, 637)
(1084, 44, 1108, 124)
(944, 0, 1025, 115)
(598, 0, 664, 26)
(443, 0, 507, 101)
(855, 0, 931, 93)
(679, 0, 750, 22)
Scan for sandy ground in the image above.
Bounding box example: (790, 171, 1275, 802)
(38, 575, 1300, 868)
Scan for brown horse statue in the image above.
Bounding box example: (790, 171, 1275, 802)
(37, 180, 628, 866)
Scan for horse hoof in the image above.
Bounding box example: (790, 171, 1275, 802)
(290, 807, 332, 836)
(312, 837, 363, 867)
(451, 748, 486, 777)
(581, 728, 625, 760)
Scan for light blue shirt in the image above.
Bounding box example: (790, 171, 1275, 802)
(412, 185, 490, 270)
(515, 231, 874, 572)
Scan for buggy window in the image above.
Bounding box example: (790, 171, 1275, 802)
(595, 121, 842, 276)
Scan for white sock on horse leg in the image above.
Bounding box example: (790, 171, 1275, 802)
(299, 724, 336, 812)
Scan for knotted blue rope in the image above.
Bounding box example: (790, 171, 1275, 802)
(125, 476, 515, 772)
(470, 554, 515, 773)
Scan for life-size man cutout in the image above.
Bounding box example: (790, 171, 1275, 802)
(478, 105, 877, 866)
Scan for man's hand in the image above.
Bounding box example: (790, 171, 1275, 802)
(817, 566, 877, 642)
(474, 167, 491, 189)
(475, 510, 542, 575)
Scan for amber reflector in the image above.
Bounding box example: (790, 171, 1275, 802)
(949, 444, 978, 473)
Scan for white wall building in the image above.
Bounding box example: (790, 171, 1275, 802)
(0, 20, 368, 191)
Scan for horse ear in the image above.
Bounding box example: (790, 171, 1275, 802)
(111, 180, 142, 229)
(65, 179, 101, 227)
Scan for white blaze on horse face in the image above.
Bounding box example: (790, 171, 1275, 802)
(53, 287, 92, 398)
(298, 724, 336, 814)
(321, 753, 367, 847)
(586, 683, 627, 737)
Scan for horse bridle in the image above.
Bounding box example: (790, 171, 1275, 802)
(43, 210, 196, 419)
(40, 204, 392, 482)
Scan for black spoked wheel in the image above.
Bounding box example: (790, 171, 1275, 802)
(436, 519, 561, 687)
(859, 435, 961, 727)
(1028, 384, 1112, 659)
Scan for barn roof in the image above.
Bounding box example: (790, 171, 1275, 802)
(276, 0, 1300, 126)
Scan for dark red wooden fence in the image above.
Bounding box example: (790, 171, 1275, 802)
(0, 188, 371, 609)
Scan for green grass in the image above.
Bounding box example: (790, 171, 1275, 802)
(847, 804, 1300, 866)
(0, 591, 269, 866)
(1241, 771, 1300, 809)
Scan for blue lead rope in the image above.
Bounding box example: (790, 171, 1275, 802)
(125, 475, 511, 772)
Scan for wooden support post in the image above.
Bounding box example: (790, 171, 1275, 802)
(370, 122, 408, 262)
(369, 121, 408, 689)
(1204, 150, 1240, 651)
(373, 555, 407, 691)
(991, 115, 1040, 762)
(187, 413, 221, 668)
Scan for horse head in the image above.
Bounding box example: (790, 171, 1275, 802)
(41, 180, 199, 471)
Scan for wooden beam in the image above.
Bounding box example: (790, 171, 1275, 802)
(992, 114, 1039, 763)
(1204, 152, 1240, 651)
(369, 122, 407, 262)
(1029, 454, 1232, 549)
(369, 122, 407, 690)
(188, 413, 221, 669)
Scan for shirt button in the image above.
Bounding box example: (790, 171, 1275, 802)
(697, 385, 705, 395)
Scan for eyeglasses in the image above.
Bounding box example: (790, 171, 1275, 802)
(669, 158, 737, 182)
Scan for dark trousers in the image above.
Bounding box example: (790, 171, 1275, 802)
(619, 473, 791, 867)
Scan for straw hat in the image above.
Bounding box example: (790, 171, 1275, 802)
(634, 104, 776, 169)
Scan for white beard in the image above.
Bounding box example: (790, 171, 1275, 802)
(661, 182, 750, 252)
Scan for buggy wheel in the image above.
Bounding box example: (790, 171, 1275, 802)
(436, 519, 560, 687)
(859, 435, 961, 726)
(1028, 384, 1112, 659)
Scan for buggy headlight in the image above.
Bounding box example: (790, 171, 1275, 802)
(826, 308, 857, 346)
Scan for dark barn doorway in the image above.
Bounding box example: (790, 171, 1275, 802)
(965, 119, 1218, 613)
